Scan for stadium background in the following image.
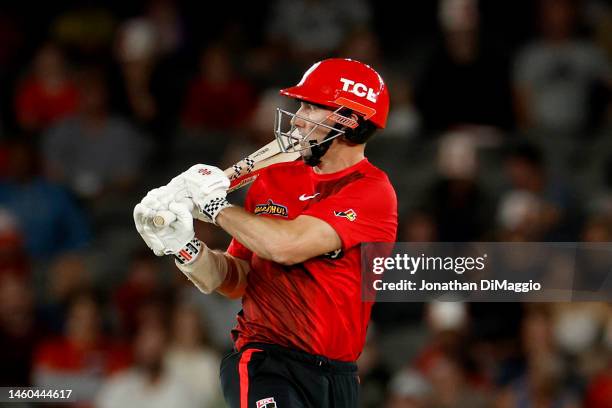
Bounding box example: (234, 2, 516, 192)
(0, 0, 610, 406)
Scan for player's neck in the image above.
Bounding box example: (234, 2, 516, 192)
(314, 144, 365, 174)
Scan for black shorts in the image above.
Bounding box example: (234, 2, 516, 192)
(220, 342, 359, 408)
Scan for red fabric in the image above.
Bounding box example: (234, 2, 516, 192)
(239, 348, 260, 408)
(586, 371, 612, 408)
(34, 337, 131, 375)
(15, 78, 79, 130)
(181, 78, 256, 130)
(227, 159, 397, 361)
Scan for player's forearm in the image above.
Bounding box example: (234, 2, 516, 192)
(216, 206, 301, 264)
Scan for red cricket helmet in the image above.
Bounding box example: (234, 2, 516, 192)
(279, 58, 390, 129)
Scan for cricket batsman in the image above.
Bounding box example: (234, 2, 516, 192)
(133, 58, 397, 407)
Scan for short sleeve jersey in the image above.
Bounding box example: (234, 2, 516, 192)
(227, 158, 397, 361)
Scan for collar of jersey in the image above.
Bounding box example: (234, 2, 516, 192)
(308, 158, 369, 181)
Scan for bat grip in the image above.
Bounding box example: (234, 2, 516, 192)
(152, 210, 176, 227)
(151, 198, 194, 227)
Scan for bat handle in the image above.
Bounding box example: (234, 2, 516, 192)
(152, 210, 176, 227)
(151, 199, 194, 227)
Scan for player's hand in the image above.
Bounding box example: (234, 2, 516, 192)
(133, 193, 195, 256)
(142, 184, 191, 212)
(170, 164, 232, 224)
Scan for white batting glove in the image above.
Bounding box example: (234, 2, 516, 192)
(134, 196, 201, 263)
(142, 184, 191, 210)
(169, 164, 232, 224)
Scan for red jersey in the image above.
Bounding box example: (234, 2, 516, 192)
(227, 158, 397, 361)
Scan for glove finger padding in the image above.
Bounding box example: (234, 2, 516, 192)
(169, 164, 231, 224)
(134, 193, 195, 256)
(144, 184, 190, 209)
(142, 222, 167, 256)
(169, 201, 194, 232)
(134, 203, 165, 256)
(181, 165, 230, 197)
(160, 201, 195, 255)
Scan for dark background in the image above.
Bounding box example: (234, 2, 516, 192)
(0, 0, 610, 407)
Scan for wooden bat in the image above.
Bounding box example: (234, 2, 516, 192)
(152, 138, 300, 227)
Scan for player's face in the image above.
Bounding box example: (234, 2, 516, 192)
(292, 102, 335, 148)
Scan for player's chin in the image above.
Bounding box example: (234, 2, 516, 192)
(299, 149, 311, 160)
(300, 150, 320, 167)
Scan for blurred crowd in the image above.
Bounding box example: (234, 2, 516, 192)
(0, 0, 610, 407)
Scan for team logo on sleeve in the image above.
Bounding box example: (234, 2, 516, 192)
(334, 209, 357, 221)
(255, 200, 288, 217)
(256, 397, 277, 408)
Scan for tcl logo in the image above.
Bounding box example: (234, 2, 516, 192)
(340, 78, 377, 103)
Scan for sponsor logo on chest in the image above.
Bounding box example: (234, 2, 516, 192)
(255, 199, 288, 217)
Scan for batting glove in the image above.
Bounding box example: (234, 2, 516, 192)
(134, 195, 202, 264)
(169, 164, 232, 224)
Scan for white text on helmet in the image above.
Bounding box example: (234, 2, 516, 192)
(339, 78, 378, 103)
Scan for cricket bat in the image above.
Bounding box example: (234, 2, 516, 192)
(152, 138, 300, 227)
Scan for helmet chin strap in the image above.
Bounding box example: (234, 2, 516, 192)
(301, 136, 334, 167)
(301, 120, 350, 167)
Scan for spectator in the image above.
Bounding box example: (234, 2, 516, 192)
(14, 43, 79, 135)
(95, 320, 198, 408)
(114, 18, 160, 125)
(513, 0, 612, 133)
(338, 27, 383, 68)
(581, 215, 611, 242)
(496, 306, 581, 408)
(409, 301, 492, 408)
(415, 0, 515, 133)
(113, 251, 165, 337)
(552, 303, 608, 359)
(40, 254, 91, 334)
(266, 0, 371, 61)
(383, 76, 421, 140)
(0, 274, 40, 386)
(0, 207, 28, 278)
(181, 44, 256, 132)
(111, 0, 189, 141)
(145, 0, 185, 57)
(248, 87, 296, 145)
(178, 284, 242, 351)
(399, 210, 438, 242)
(420, 132, 494, 241)
(500, 142, 581, 240)
(358, 327, 392, 408)
(0, 141, 90, 258)
(414, 302, 470, 375)
(42, 69, 150, 199)
(165, 302, 223, 407)
(33, 292, 130, 406)
(497, 190, 549, 241)
(386, 369, 431, 408)
(423, 351, 491, 408)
